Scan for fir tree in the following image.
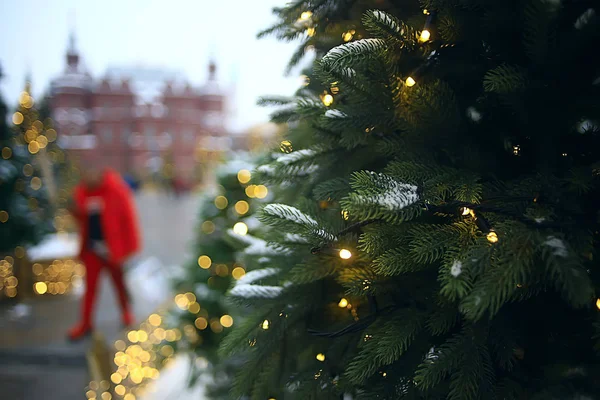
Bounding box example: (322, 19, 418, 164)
(166, 155, 272, 397)
(217, 1, 600, 399)
(0, 70, 53, 253)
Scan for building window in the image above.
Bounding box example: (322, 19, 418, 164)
(122, 128, 131, 143)
(102, 127, 113, 144)
(145, 126, 156, 150)
(183, 129, 194, 144)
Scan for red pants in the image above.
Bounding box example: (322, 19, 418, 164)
(79, 250, 130, 326)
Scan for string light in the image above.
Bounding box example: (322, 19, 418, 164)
(220, 315, 234, 328)
(341, 210, 349, 220)
(235, 200, 250, 215)
(232, 266, 246, 279)
(300, 11, 313, 20)
(237, 169, 251, 184)
(338, 298, 348, 308)
(596, 298, 600, 310)
(214, 195, 228, 209)
(233, 222, 248, 235)
(342, 30, 356, 42)
(254, 185, 268, 199)
(339, 249, 352, 259)
(198, 255, 212, 269)
(423, 9, 430, 15)
(419, 30, 431, 43)
(262, 319, 270, 330)
(461, 207, 471, 216)
(513, 145, 521, 156)
(487, 231, 499, 243)
(405, 77, 416, 87)
(12, 112, 24, 125)
(280, 140, 293, 153)
(322, 93, 334, 107)
(316, 353, 326, 362)
(307, 27, 316, 37)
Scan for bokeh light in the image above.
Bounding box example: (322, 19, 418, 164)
(234, 200, 250, 215)
(233, 222, 248, 235)
(198, 255, 212, 269)
(237, 169, 251, 184)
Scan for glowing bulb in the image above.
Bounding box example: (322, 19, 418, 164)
(423, 9, 430, 15)
(254, 185, 268, 199)
(487, 231, 499, 243)
(220, 315, 234, 328)
(405, 77, 416, 87)
(12, 112, 24, 125)
(596, 298, 600, 310)
(232, 266, 246, 279)
(214, 195, 228, 210)
(316, 353, 326, 362)
(262, 319, 270, 330)
(237, 169, 251, 184)
(235, 200, 250, 215)
(322, 94, 334, 107)
(419, 30, 431, 42)
(198, 255, 212, 269)
(341, 210, 349, 220)
(339, 249, 352, 259)
(233, 222, 248, 235)
(338, 298, 348, 308)
(461, 207, 472, 216)
(300, 11, 312, 20)
(307, 27, 316, 37)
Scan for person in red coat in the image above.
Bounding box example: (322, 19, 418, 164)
(68, 162, 141, 341)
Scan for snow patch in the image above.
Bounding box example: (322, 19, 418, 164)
(276, 149, 317, 165)
(544, 236, 568, 258)
(285, 233, 309, 243)
(325, 109, 346, 118)
(450, 260, 462, 277)
(575, 8, 595, 30)
(467, 107, 482, 122)
(257, 164, 276, 175)
(27, 233, 80, 261)
(263, 204, 318, 226)
(355, 172, 419, 211)
(227, 230, 284, 255)
(230, 284, 282, 299)
(238, 267, 280, 285)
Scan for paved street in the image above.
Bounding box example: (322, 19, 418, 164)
(0, 191, 202, 400)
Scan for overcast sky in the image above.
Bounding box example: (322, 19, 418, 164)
(0, 0, 307, 132)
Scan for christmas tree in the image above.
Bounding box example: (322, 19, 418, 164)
(163, 154, 272, 397)
(0, 70, 53, 253)
(216, 2, 600, 399)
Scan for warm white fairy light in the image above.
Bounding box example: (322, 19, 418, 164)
(405, 77, 416, 87)
(316, 353, 326, 362)
(487, 231, 499, 243)
(419, 30, 431, 42)
(339, 249, 352, 259)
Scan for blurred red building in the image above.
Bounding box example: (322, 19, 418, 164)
(49, 33, 230, 184)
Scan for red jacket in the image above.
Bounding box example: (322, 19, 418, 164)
(73, 169, 141, 264)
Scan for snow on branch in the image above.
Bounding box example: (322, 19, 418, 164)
(263, 204, 318, 226)
(544, 236, 568, 258)
(322, 39, 385, 68)
(325, 109, 347, 119)
(238, 267, 280, 285)
(230, 284, 283, 299)
(227, 230, 286, 255)
(369, 10, 402, 33)
(355, 172, 419, 210)
(276, 149, 318, 165)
